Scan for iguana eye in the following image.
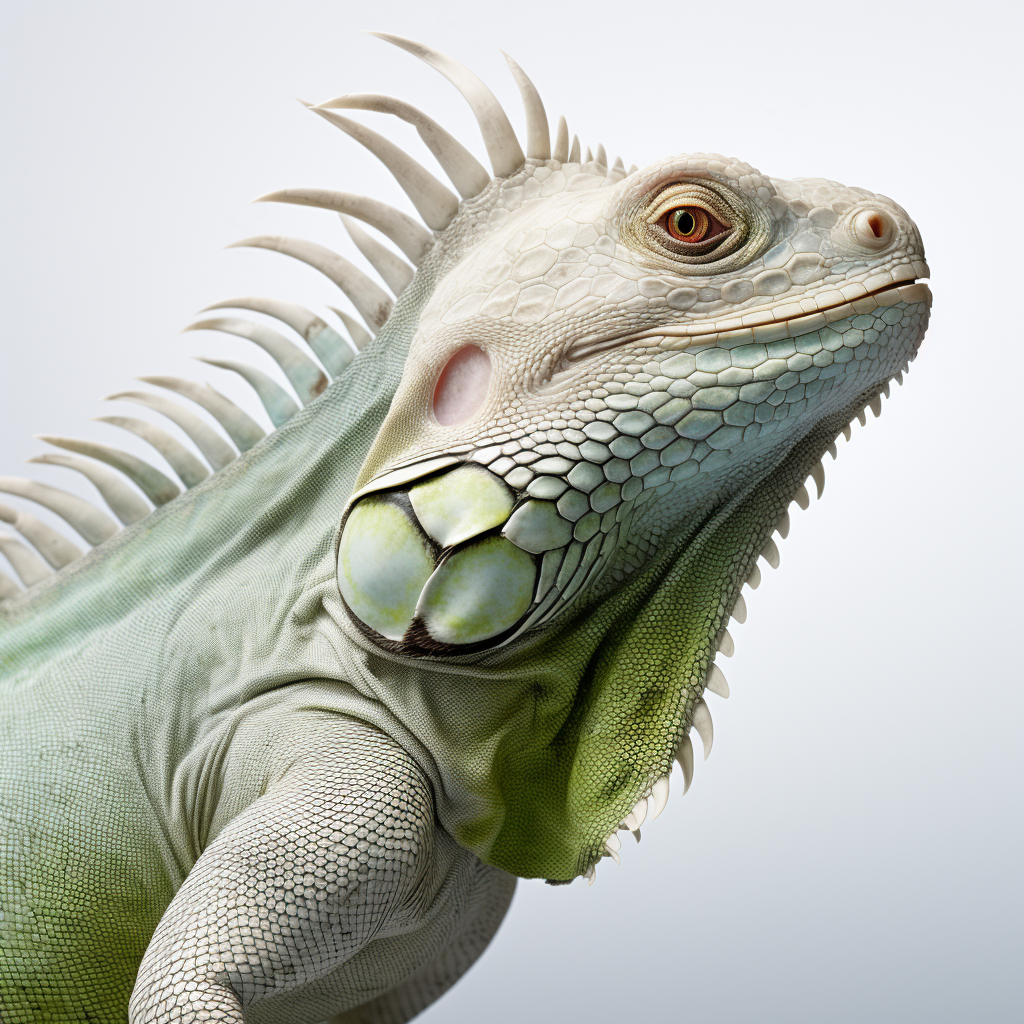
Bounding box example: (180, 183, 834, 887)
(629, 180, 756, 268)
(667, 207, 707, 240)
(664, 205, 727, 244)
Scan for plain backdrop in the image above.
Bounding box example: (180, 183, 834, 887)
(1, 2, 1021, 1021)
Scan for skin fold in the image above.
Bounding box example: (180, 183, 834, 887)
(0, 35, 929, 1024)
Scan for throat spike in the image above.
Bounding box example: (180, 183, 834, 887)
(706, 664, 730, 699)
(675, 734, 694, 794)
(691, 699, 714, 759)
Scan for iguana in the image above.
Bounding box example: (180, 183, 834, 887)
(0, 33, 931, 1023)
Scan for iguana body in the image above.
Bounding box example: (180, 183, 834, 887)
(0, 35, 930, 1022)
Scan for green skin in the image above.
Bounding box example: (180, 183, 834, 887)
(0, 136, 930, 1018)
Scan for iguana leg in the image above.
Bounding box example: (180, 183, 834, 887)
(325, 858, 514, 1024)
(129, 717, 510, 1023)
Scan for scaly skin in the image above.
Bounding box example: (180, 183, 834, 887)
(0, 36, 930, 1023)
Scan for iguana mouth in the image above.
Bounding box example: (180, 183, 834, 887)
(567, 272, 931, 363)
(644, 277, 932, 342)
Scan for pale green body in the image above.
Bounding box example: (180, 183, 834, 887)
(2, 282, 523, 1021)
(0, 293, 405, 1016)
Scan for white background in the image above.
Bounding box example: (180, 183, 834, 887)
(1, 2, 1020, 1021)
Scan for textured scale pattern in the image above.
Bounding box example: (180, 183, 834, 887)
(0, 33, 930, 1023)
(338, 154, 926, 653)
(129, 722, 513, 1024)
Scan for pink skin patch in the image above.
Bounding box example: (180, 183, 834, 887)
(432, 344, 492, 426)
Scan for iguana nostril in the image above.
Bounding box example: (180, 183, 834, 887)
(852, 208, 894, 250)
(432, 344, 491, 425)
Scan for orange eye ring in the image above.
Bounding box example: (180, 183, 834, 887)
(667, 206, 711, 242)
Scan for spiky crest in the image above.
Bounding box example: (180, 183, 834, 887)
(0, 32, 881, 631)
(0, 36, 630, 600)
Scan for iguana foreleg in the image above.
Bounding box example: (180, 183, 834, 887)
(129, 715, 514, 1023)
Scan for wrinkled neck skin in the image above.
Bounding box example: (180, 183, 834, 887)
(0, 156, 928, 882)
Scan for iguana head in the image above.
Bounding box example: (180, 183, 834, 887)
(343, 156, 928, 652)
(311, 39, 930, 881)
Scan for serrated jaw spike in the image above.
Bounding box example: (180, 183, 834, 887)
(648, 776, 670, 819)
(675, 733, 694, 794)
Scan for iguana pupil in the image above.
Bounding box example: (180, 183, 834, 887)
(668, 205, 711, 241)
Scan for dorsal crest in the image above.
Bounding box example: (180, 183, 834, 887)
(0, 35, 629, 600)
